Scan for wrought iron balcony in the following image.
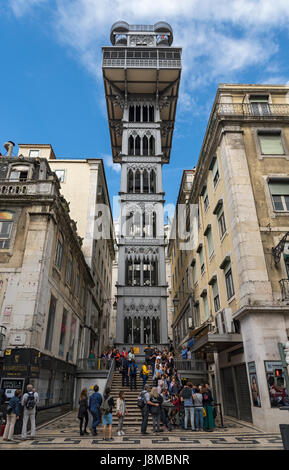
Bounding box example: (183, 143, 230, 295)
(280, 279, 289, 301)
(214, 103, 289, 119)
(102, 48, 181, 69)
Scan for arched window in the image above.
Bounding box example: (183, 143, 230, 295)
(135, 170, 141, 193)
(149, 105, 154, 122)
(128, 136, 134, 155)
(143, 170, 149, 193)
(0, 211, 14, 249)
(143, 105, 148, 122)
(129, 105, 135, 122)
(124, 317, 132, 344)
(150, 170, 156, 193)
(135, 136, 141, 156)
(136, 106, 141, 122)
(133, 317, 141, 343)
(143, 136, 148, 156)
(152, 317, 160, 343)
(143, 317, 151, 344)
(149, 136, 155, 156)
(127, 169, 134, 193)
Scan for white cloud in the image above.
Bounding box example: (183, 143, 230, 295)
(102, 154, 121, 173)
(7, 0, 289, 114)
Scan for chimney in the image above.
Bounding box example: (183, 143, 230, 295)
(4, 141, 15, 157)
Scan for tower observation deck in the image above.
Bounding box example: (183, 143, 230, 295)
(102, 21, 182, 352)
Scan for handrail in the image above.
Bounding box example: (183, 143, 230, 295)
(104, 358, 115, 390)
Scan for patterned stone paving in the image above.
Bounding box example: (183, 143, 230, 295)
(0, 411, 283, 450)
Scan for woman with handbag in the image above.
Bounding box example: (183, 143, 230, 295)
(116, 391, 126, 436)
(2, 389, 22, 442)
(78, 388, 89, 436)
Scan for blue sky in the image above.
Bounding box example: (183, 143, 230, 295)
(1, 0, 289, 219)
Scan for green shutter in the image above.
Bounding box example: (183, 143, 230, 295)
(212, 281, 219, 298)
(269, 181, 289, 195)
(199, 247, 204, 265)
(259, 133, 284, 155)
(207, 228, 214, 256)
(212, 158, 219, 178)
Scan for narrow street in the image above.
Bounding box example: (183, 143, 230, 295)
(0, 411, 283, 450)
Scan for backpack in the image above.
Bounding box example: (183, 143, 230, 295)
(137, 391, 146, 409)
(100, 397, 111, 415)
(25, 392, 36, 410)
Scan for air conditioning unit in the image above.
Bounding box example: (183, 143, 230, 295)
(215, 308, 235, 334)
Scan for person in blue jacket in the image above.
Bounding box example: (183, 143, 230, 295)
(2, 389, 22, 442)
(128, 358, 138, 390)
(89, 385, 102, 436)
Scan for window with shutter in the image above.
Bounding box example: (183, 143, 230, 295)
(269, 180, 289, 211)
(258, 131, 284, 155)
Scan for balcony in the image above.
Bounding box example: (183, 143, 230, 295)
(214, 103, 289, 120)
(280, 279, 289, 301)
(102, 48, 181, 69)
(0, 180, 57, 197)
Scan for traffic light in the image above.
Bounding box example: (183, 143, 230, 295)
(275, 369, 283, 377)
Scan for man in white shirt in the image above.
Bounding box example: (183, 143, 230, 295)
(21, 384, 39, 440)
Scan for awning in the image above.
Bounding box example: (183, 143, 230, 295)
(187, 337, 195, 348)
(191, 333, 243, 353)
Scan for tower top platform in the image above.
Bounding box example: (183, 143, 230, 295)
(110, 21, 174, 46)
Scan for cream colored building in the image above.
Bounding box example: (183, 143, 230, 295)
(0, 149, 93, 412)
(17, 144, 116, 356)
(169, 85, 289, 432)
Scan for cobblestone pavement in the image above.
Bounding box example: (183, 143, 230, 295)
(0, 411, 283, 450)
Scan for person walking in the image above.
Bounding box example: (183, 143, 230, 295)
(139, 385, 158, 435)
(193, 386, 204, 431)
(89, 385, 102, 436)
(2, 389, 22, 442)
(21, 384, 39, 440)
(116, 391, 126, 436)
(78, 388, 89, 436)
(121, 355, 129, 387)
(180, 383, 196, 431)
(201, 385, 215, 431)
(128, 358, 138, 390)
(101, 387, 115, 441)
(140, 361, 150, 390)
(149, 387, 163, 434)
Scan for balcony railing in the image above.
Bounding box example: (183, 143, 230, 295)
(215, 103, 289, 119)
(76, 357, 111, 371)
(280, 279, 289, 301)
(103, 57, 181, 69)
(174, 359, 207, 372)
(0, 180, 56, 196)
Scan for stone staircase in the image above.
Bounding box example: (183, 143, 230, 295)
(110, 369, 153, 427)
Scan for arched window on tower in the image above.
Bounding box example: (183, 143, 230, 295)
(150, 170, 156, 193)
(129, 105, 135, 122)
(127, 169, 134, 193)
(124, 317, 132, 343)
(143, 136, 148, 156)
(149, 136, 155, 156)
(143, 170, 149, 193)
(128, 136, 134, 155)
(135, 170, 141, 194)
(143, 105, 148, 122)
(135, 136, 141, 156)
(144, 317, 151, 344)
(136, 105, 141, 122)
(149, 105, 154, 122)
(133, 317, 141, 343)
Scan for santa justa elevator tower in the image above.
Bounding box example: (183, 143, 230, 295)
(102, 21, 182, 352)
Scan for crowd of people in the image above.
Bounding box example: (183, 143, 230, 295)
(80, 344, 216, 438)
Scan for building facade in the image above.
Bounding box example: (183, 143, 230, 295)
(17, 144, 116, 357)
(102, 21, 182, 352)
(0, 147, 94, 413)
(168, 84, 289, 432)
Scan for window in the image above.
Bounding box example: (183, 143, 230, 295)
(69, 316, 77, 361)
(269, 180, 289, 211)
(202, 292, 209, 320)
(9, 166, 29, 181)
(0, 211, 14, 249)
(29, 149, 39, 158)
(218, 211, 227, 238)
(194, 302, 200, 327)
(198, 246, 205, 275)
(192, 260, 198, 285)
(55, 231, 64, 270)
(66, 252, 73, 286)
(249, 95, 270, 116)
(205, 225, 214, 258)
(212, 280, 220, 313)
(258, 131, 284, 155)
(55, 170, 65, 183)
(210, 157, 219, 188)
(203, 189, 209, 212)
(59, 308, 68, 357)
(225, 266, 235, 300)
(45, 294, 57, 351)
